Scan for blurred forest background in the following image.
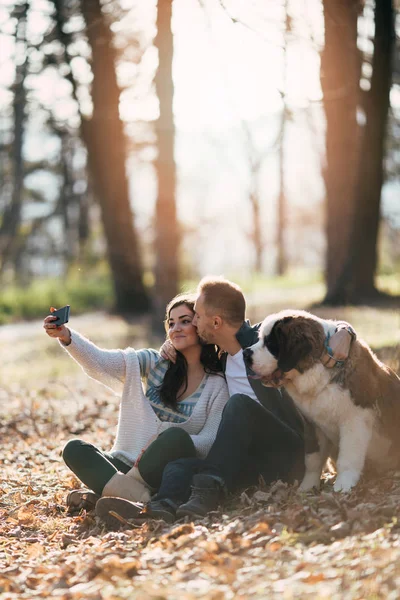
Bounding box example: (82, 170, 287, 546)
(0, 0, 399, 324)
(0, 4, 400, 596)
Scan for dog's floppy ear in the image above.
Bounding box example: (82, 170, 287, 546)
(272, 317, 313, 373)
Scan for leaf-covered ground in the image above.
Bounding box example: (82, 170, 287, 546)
(0, 307, 399, 599)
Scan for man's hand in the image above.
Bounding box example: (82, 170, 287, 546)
(160, 339, 177, 363)
(321, 329, 352, 368)
(43, 307, 71, 345)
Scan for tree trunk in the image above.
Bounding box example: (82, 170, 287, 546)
(154, 0, 178, 318)
(240, 121, 264, 273)
(80, 0, 148, 313)
(78, 191, 90, 259)
(321, 0, 361, 303)
(59, 130, 75, 269)
(276, 118, 287, 276)
(52, 1, 90, 263)
(330, 0, 394, 303)
(0, 3, 29, 274)
(250, 186, 263, 273)
(276, 3, 290, 277)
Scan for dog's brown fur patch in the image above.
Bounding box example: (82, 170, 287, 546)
(273, 315, 325, 374)
(338, 339, 400, 442)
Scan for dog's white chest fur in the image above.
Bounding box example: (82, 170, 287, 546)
(285, 363, 364, 444)
(285, 363, 394, 482)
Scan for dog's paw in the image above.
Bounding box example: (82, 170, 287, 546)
(299, 473, 321, 492)
(333, 470, 360, 493)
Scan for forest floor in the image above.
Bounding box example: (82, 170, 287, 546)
(0, 289, 399, 599)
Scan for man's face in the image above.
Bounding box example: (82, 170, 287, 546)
(193, 293, 216, 343)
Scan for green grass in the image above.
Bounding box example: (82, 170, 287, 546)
(182, 269, 323, 295)
(0, 273, 114, 325)
(377, 272, 400, 296)
(236, 269, 323, 292)
(233, 269, 400, 296)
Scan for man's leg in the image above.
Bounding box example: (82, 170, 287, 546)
(177, 394, 304, 517)
(255, 448, 305, 489)
(202, 393, 303, 490)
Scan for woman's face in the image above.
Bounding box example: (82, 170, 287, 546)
(167, 304, 200, 352)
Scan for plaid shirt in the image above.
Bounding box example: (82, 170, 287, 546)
(137, 349, 206, 424)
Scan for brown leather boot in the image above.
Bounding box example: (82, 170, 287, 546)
(96, 497, 145, 529)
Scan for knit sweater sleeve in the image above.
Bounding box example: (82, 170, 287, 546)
(189, 375, 229, 458)
(59, 329, 126, 394)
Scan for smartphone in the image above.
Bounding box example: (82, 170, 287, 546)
(51, 305, 70, 325)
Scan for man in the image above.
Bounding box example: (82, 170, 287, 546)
(161, 276, 353, 519)
(96, 277, 353, 524)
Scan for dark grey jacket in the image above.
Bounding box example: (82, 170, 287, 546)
(221, 320, 317, 452)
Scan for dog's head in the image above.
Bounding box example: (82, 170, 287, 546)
(243, 311, 325, 385)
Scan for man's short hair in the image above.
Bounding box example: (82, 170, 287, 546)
(197, 276, 246, 325)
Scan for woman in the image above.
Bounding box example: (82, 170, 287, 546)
(43, 294, 229, 521)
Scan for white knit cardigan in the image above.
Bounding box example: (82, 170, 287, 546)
(61, 330, 229, 465)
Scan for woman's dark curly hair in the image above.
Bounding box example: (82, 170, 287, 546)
(159, 293, 223, 409)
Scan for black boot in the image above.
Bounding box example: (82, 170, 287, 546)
(145, 499, 177, 524)
(176, 474, 224, 519)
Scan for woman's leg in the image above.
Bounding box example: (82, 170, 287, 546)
(137, 428, 196, 490)
(95, 432, 197, 527)
(62, 439, 130, 495)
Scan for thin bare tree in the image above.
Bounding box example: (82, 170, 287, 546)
(0, 3, 29, 274)
(276, 2, 291, 277)
(153, 0, 179, 317)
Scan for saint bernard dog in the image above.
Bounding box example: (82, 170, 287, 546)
(243, 309, 400, 493)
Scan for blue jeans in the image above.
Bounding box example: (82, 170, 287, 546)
(154, 394, 305, 504)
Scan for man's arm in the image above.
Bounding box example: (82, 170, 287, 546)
(160, 339, 176, 363)
(321, 322, 356, 368)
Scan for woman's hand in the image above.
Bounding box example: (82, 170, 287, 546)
(160, 339, 177, 363)
(43, 307, 71, 345)
(321, 329, 352, 368)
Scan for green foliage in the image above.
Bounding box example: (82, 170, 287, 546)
(0, 272, 114, 325)
(377, 271, 400, 296)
